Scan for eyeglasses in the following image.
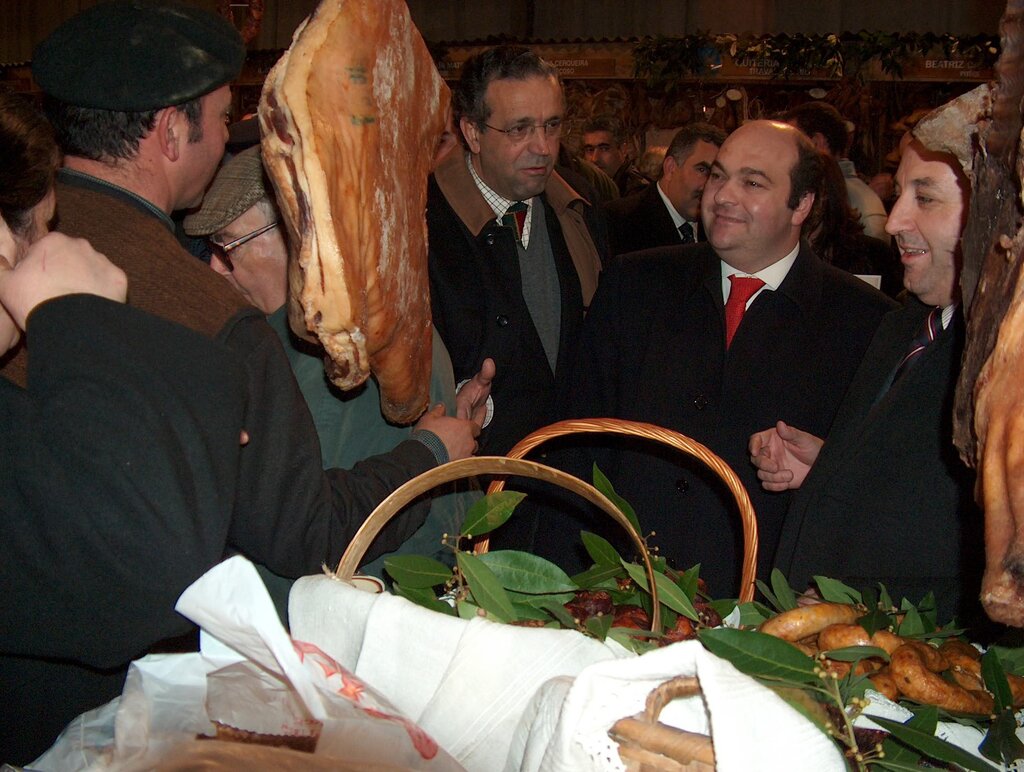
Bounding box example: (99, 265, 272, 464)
(210, 221, 278, 272)
(482, 118, 563, 143)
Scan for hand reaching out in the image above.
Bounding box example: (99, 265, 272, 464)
(455, 357, 495, 429)
(748, 420, 824, 492)
(415, 403, 481, 461)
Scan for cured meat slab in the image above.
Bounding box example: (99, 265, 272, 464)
(259, 0, 450, 423)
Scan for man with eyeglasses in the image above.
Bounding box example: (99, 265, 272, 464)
(184, 146, 492, 575)
(427, 44, 607, 462)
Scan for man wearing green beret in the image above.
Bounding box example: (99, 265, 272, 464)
(0, 1, 486, 760)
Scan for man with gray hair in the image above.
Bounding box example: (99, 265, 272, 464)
(603, 122, 726, 256)
(428, 44, 605, 458)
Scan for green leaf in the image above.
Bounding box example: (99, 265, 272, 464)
(873, 755, 926, 771)
(755, 579, 782, 612)
(732, 600, 771, 627)
(383, 555, 452, 589)
(572, 563, 623, 589)
(456, 599, 481, 619)
(392, 583, 455, 615)
(981, 649, 1013, 713)
(607, 627, 658, 654)
(592, 464, 642, 534)
(897, 604, 926, 637)
(621, 561, 699, 621)
(509, 600, 554, 621)
(869, 715, 999, 772)
(585, 613, 613, 641)
(697, 628, 818, 683)
(580, 531, 621, 567)
(990, 644, 1024, 677)
(709, 598, 739, 621)
(978, 707, 1024, 765)
(477, 550, 576, 593)
(878, 583, 895, 611)
(459, 491, 526, 538)
(812, 575, 862, 605)
(457, 551, 517, 622)
(770, 569, 798, 611)
(820, 645, 889, 663)
(677, 565, 701, 601)
(856, 607, 890, 637)
(534, 597, 579, 629)
(508, 589, 575, 607)
(861, 585, 879, 613)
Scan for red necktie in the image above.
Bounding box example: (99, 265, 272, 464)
(724, 275, 765, 348)
(502, 201, 528, 246)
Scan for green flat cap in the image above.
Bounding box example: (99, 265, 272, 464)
(184, 145, 268, 236)
(33, 0, 245, 111)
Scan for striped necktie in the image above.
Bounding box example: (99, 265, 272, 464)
(891, 307, 942, 384)
(502, 201, 529, 246)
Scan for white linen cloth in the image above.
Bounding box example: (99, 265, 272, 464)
(289, 573, 846, 771)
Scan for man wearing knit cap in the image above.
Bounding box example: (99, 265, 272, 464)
(1, 2, 483, 758)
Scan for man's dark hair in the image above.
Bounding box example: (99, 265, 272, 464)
(454, 45, 561, 129)
(787, 128, 824, 213)
(582, 114, 627, 145)
(783, 101, 849, 157)
(44, 96, 204, 161)
(666, 122, 726, 163)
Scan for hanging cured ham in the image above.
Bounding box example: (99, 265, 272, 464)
(944, 0, 1024, 626)
(259, 0, 450, 423)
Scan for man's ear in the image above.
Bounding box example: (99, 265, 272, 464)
(791, 191, 815, 226)
(809, 132, 830, 154)
(460, 116, 481, 155)
(155, 107, 181, 162)
(661, 154, 678, 180)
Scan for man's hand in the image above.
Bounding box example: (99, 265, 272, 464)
(415, 403, 481, 461)
(748, 420, 824, 492)
(0, 232, 127, 330)
(455, 357, 495, 427)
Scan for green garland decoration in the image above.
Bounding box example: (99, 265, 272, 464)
(633, 30, 1000, 86)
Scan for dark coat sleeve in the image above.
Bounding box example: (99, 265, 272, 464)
(1, 295, 250, 668)
(215, 311, 437, 577)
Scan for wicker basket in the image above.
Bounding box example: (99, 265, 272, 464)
(334, 455, 664, 630)
(481, 418, 759, 603)
(609, 676, 716, 771)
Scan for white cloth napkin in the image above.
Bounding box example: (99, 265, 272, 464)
(288, 574, 845, 771)
(513, 639, 845, 772)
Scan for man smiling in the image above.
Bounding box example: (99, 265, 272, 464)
(752, 132, 982, 620)
(542, 120, 895, 594)
(427, 45, 606, 457)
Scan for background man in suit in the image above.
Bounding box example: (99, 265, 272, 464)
(751, 133, 981, 621)
(603, 122, 725, 256)
(540, 121, 897, 596)
(581, 114, 648, 197)
(428, 45, 605, 457)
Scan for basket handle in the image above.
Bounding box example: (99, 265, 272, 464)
(334, 455, 662, 632)
(483, 418, 758, 603)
